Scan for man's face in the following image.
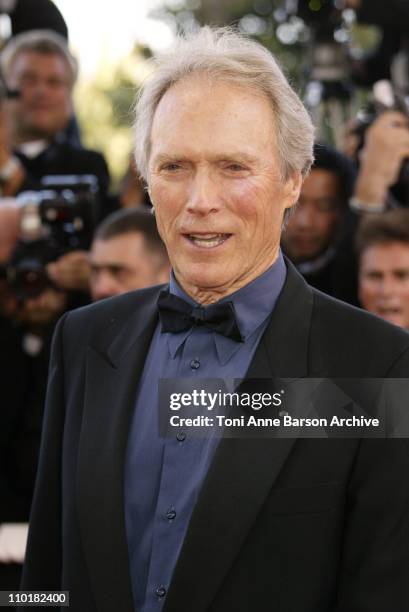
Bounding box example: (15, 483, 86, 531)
(148, 76, 301, 303)
(89, 233, 169, 301)
(7, 51, 73, 140)
(359, 241, 409, 329)
(282, 168, 341, 263)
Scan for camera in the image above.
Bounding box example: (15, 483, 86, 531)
(276, 1, 354, 145)
(3, 174, 99, 299)
(279, 1, 351, 94)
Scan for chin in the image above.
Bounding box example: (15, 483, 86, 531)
(186, 274, 227, 291)
(177, 264, 232, 292)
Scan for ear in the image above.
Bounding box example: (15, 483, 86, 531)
(283, 170, 303, 210)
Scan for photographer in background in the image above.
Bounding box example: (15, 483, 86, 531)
(0, 208, 168, 589)
(0, 26, 108, 579)
(357, 209, 409, 330)
(0, 29, 112, 216)
(0, 195, 84, 590)
(0, 254, 68, 590)
(282, 143, 358, 304)
(349, 110, 409, 212)
(344, 0, 409, 212)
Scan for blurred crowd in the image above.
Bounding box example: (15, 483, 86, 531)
(0, 0, 408, 592)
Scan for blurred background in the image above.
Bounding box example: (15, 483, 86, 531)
(45, 0, 396, 187)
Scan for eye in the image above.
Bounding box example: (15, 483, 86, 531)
(395, 270, 409, 280)
(223, 162, 249, 174)
(364, 272, 382, 281)
(20, 74, 37, 87)
(47, 77, 67, 89)
(160, 163, 182, 172)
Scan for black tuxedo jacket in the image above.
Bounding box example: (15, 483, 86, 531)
(21, 263, 409, 611)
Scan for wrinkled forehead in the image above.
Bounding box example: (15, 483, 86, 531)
(153, 72, 276, 128)
(150, 73, 279, 163)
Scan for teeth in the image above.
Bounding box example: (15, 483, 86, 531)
(190, 234, 220, 239)
(187, 233, 228, 248)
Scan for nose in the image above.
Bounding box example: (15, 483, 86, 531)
(28, 78, 49, 99)
(292, 202, 315, 229)
(91, 271, 121, 301)
(186, 168, 221, 216)
(378, 276, 398, 298)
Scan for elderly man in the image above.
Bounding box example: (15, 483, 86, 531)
(22, 28, 409, 612)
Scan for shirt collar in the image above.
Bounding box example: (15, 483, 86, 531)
(164, 251, 287, 364)
(16, 132, 68, 160)
(16, 140, 48, 159)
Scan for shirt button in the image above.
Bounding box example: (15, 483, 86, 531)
(176, 432, 186, 442)
(155, 586, 167, 598)
(166, 508, 177, 520)
(190, 358, 200, 369)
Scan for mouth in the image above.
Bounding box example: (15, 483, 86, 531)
(31, 104, 53, 111)
(377, 306, 402, 316)
(183, 233, 232, 249)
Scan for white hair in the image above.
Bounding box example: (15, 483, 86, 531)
(134, 26, 314, 183)
(1, 29, 78, 87)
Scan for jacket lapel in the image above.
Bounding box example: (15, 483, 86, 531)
(76, 289, 162, 612)
(164, 262, 314, 612)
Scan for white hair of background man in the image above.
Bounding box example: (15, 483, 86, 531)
(134, 26, 315, 184)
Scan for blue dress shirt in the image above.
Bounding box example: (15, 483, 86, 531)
(124, 252, 286, 611)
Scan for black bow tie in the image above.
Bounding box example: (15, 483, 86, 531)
(157, 290, 244, 342)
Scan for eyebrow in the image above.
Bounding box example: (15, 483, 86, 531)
(90, 262, 131, 273)
(152, 152, 259, 165)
